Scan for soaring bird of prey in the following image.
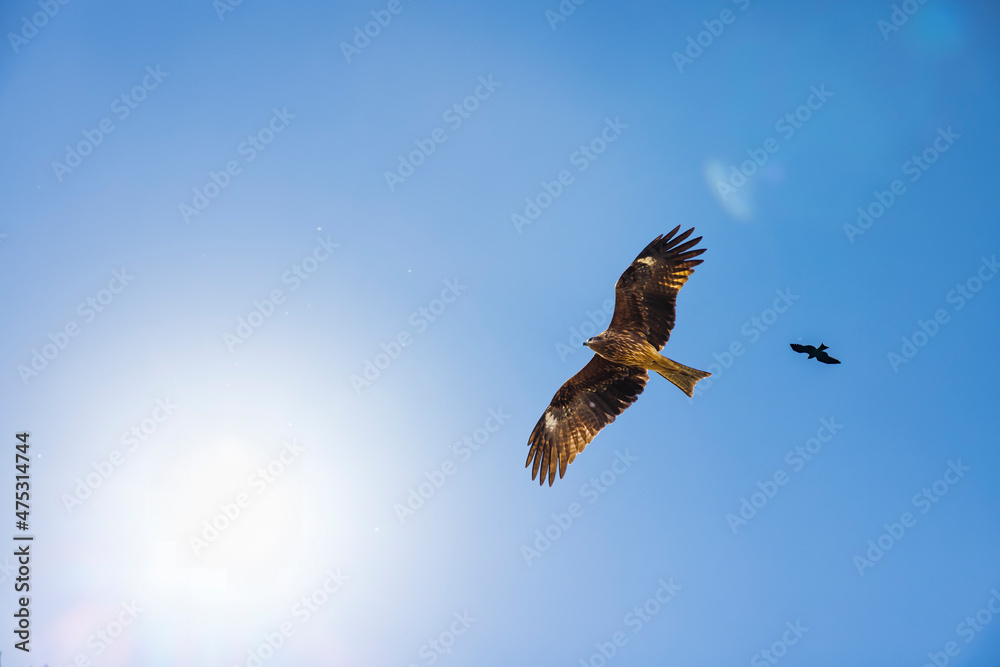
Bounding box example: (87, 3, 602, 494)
(525, 227, 710, 486)
(790, 343, 841, 364)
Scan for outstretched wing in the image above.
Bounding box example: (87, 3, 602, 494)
(526, 355, 648, 486)
(608, 226, 705, 351)
(790, 343, 813, 354)
(816, 350, 841, 364)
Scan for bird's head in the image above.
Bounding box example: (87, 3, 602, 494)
(819, 343, 828, 350)
(583, 333, 607, 350)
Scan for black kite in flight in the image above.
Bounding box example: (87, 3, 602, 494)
(790, 343, 840, 364)
(525, 227, 710, 486)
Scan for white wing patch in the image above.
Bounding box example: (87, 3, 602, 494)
(544, 411, 559, 432)
(636, 256, 657, 266)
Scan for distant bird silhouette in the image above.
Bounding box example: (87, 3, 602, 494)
(790, 343, 840, 364)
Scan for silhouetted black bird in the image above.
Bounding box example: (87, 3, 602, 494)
(790, 343, 840, 364)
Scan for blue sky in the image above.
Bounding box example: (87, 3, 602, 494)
(1, 0, 999, 665)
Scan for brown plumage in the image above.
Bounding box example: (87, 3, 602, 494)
(526, 226, 710, 486)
